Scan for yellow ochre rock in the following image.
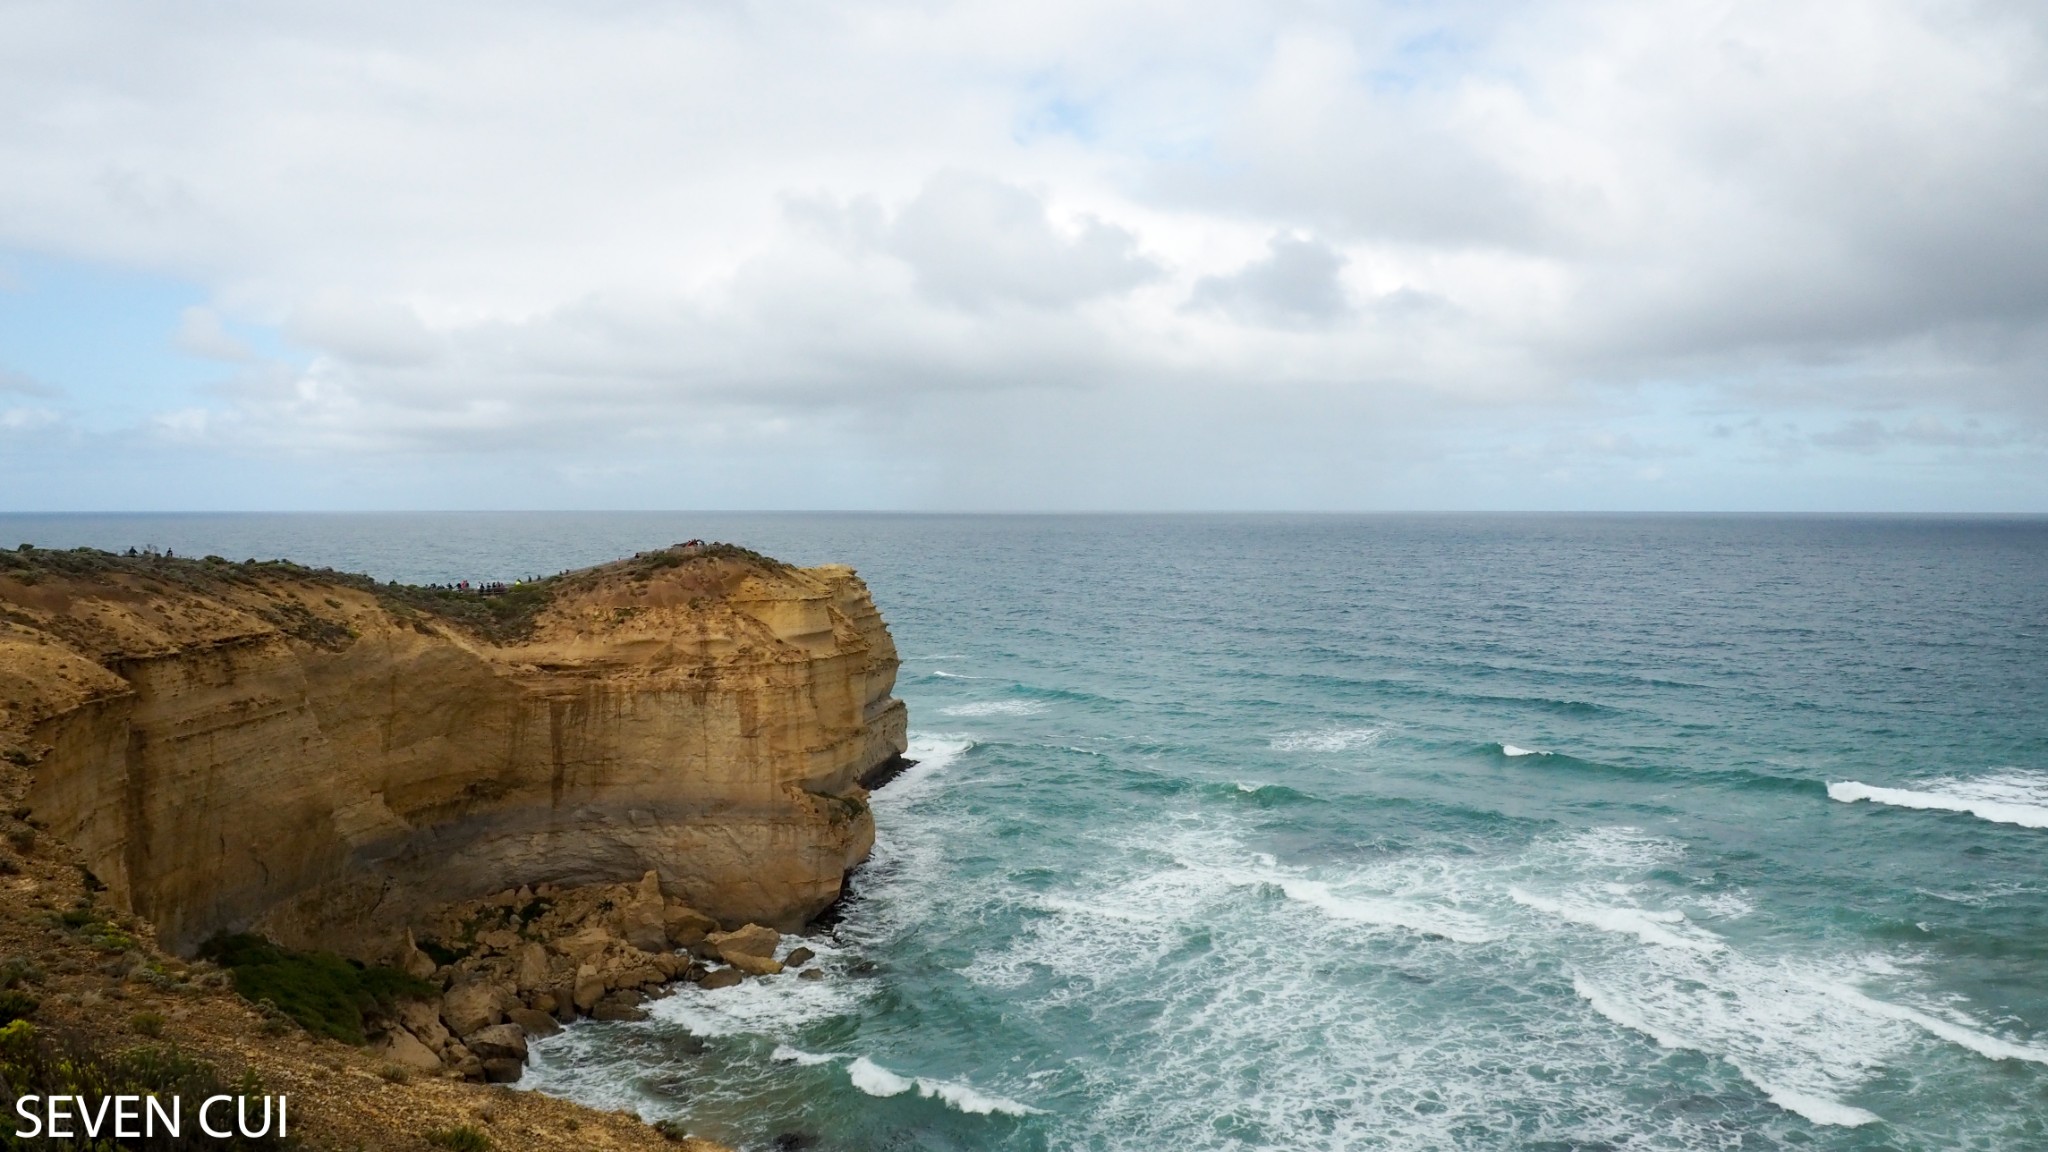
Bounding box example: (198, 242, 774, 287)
(0, 542, 907, 960)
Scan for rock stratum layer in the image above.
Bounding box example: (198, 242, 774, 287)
(0, 543, 906, 959)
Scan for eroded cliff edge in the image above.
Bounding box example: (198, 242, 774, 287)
(0, 543, 907, 960)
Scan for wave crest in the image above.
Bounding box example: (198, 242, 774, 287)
(1828, 772, 2048, 829)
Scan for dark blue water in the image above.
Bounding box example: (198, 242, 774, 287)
(5, 513, 2045, 1150)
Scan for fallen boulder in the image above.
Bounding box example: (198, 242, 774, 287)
(464, 1023, 529, 1063)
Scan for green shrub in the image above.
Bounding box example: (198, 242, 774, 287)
(0, 989, 37, 1025)
(0, 956, 43, 989)
(198, 933, 437, 1046)
(425, 1125, 492, 1151)
(130, 1010, 166, 1038)
(49, 904, 136, 953)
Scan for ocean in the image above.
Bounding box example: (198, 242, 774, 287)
(5, 512, 2045, 1150)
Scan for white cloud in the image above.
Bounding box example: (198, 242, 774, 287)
(1189, 233, 1349, 327)
(0, 0, 2043, 508)
(174, 306, 256, 362)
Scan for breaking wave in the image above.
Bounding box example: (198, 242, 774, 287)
(1828, 771, 2048, 829)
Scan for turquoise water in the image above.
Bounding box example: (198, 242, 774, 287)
(5, 513, 2046, 1150)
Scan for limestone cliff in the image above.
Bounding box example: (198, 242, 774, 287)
(0, 543, 906, 959)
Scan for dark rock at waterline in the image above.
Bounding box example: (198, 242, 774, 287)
(785, 946, 815, 967)
(592, 991, 650, 1021)
(857, 753, 919, 790)
(698, 967, 743, 990)
(773, 1133, 819, 1150)
(798, 968, 825, 982)
(482, 1057, 525, 1084)
(507, 1007, 561, 1038)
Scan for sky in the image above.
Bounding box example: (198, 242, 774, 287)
(2, 0, 2045, 512)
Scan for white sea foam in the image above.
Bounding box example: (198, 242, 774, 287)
(871, 733, 974, 805)
(1816, 982, 2048, 1064)
(915, 1077, 1041, 1116)
(1269, 727, 1383, 753)
(1568, 965, 1890, 1127)
(1501, 743, 1542, 757)
(1740, 1073, 1883, 1128)
(847, 1056, 914, 1097)
(771, 1045, 840, 1066)
(845, 1057, 1039, 1115)
(1272, 877, 1498, 944)
(1511, 888, 1723, 953)
(939, 700, 1047, 717)
(1828, 771, 2048, 829)
(929, 669, 992, 679)
(649, 952, 868, 1038)
(1555, 825, 1682, 870)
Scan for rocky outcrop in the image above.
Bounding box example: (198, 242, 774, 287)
(373, 873, 824, 1082)
(0, 543, 906, 959)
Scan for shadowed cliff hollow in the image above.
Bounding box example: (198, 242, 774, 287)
(0, 543, 907, 958)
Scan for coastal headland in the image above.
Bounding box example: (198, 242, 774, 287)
(0, 540, 909, 1149)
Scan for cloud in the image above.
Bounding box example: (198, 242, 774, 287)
(0, 369, 56, 398)
(287, 299, 440, 368)
(174, 306, 256, 362)
(0, 0, 2044, 508)
(0, 406, 60, 432)
(800, 170, 1161, 310)
(1188, 232, 1349, 327)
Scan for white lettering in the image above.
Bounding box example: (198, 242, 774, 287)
(47, 1095, 73, 1139)
(12, 1094, 40, 1139)
(115, 1095, 140, 1138)
(199, 1095, 234, 1138)
(147, 1094, 179, 1137)
(237, 1094, 272, 1137)
(279, 1094, 287, 1136)
(79, 1093, 112, 1137)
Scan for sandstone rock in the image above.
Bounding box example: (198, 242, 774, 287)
(377, 1028, 444, 1072)
(441, 981, 509, 1038)
(506, 1008, 561, 1039)
(527, 990, 558, 1015)
(7, 551, 906, 957)
(707, 924, 780, 966)
(612, 871, 670, 953)
(611, 963, 664, 989)
(463, 1023, 529, 1063)
(591, 992, 649, 1022)
(476, 929, 520, 952)
(663, 905, 718, 947)
(443, 1042, 484, 1082)
(511, 943, 550, 993)
(397, 1000, 453, 1053)
(652, 952, 690, 980)
(573, 965, 606, 1012)
(698, 967, 742, 990)
(723, 951, 785, 977)
(481, 1058, 525, 1084)
(560, 926, 617, 965)
(784, 946, 815, 967)
(399, 931, 439, 982)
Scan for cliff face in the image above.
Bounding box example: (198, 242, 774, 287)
(0, 545, 906, 958)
